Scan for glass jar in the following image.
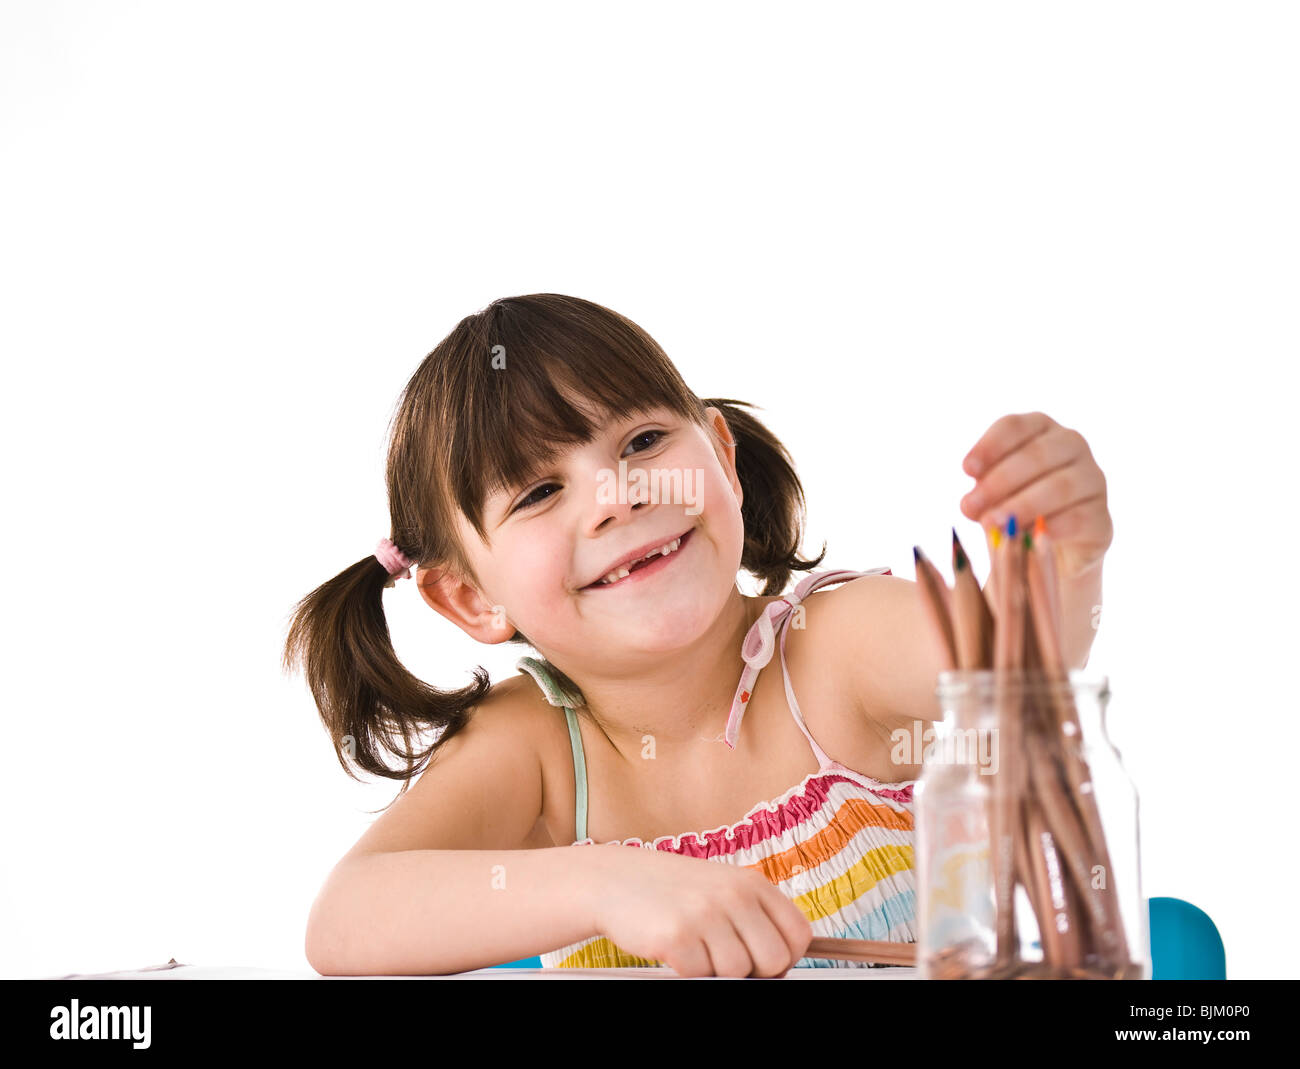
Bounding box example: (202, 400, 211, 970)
(914, 669, 1149, 980)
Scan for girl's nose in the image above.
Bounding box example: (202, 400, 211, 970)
(582, 466, 652, 536)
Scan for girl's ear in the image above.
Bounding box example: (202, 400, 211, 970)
(416, 566, 516, 645)
(704, 406, 743, 506)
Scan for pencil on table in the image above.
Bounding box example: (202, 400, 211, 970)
(806, 937, 918, 967)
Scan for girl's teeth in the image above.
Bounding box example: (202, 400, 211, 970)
(597, 537, 683, 585)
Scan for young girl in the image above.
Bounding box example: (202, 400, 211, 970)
(286, 293, 1112, 977)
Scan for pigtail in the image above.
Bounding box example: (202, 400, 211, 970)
(701, 397, 827, 596)
(281, 546, 491, 800)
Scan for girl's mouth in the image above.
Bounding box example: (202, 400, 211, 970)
(582, 528, 694, 591)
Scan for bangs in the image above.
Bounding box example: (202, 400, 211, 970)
(440, 296, 708, 542)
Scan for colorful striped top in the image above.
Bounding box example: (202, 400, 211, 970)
(516, 567, 918, 970)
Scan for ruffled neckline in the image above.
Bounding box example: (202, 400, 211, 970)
(572, 763, 915, 849)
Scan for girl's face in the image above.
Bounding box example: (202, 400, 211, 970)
(435, 402, 746, 666)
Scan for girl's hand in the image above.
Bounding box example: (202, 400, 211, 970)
(588, 846, 813, 977)
(958, 411, 1112, 580)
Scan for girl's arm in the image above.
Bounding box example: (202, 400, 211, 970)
(818, 575, 950, 738)
(983, 553, 1102, 671)
(304, 690, 609, 975)
(305, 684, 818, 977)
(812, 560, 1097, 740)
(821, 551, 1103, 750)
(306, 845, 621, 975)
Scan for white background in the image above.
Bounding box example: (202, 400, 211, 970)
(3, 1, 1295, 981)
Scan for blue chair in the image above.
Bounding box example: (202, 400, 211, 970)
(1149, 896, 1226, 980)
(484, 896, 1225, 977)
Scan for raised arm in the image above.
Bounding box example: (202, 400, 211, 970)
(817, 573, 950, 747)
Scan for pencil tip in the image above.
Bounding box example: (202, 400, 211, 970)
(952, 527, 967, 571)
(1007, 514, 1017, 538)
(1034, 514, 1046, 537)
(913, 544, 922, 565)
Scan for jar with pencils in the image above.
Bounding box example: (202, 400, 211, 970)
(909, 518, 1149, 980)
(914, 670, 1149, 979)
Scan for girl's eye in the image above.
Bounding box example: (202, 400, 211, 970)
(511, 431, 667, 513)
(514, 483, 559, 512)
(625, 429, 666, 455)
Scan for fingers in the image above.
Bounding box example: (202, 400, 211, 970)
(961, 423, 1085, 520)
(699, 918, 758, 978)
(963, 411, 1056, 479)
(758, 884, 815, 970)
(663, 917, 770, 979)
(978, 458, 1105, 533)
(662, 932, 715, 979)
(657, 892, 776, 978)
(726, 893, 810, 977)
(964, 432, 1103, 526)
(664, 880, 813, 978)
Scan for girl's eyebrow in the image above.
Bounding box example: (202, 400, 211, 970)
(489, 410, 671, 517)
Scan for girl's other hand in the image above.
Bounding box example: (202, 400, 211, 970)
(959, 411, 1112, 580)
(588, 846, 813, 978)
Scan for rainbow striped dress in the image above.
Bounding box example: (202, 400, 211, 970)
(516, 567, 917, 970)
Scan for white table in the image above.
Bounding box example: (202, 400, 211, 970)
(41, 962, 920, 980)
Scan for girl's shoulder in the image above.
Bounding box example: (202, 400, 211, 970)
(803, 571, 946, 729)
(465, 670, 581, 773)
(420, 670, 565, 784)
(464, 670, 560, 734)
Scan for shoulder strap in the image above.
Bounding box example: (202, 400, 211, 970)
(517, 656, 588, 842)
(725, 566, 893, 754)
(516, 656, 585, 709)
(563, 707, 588, 842)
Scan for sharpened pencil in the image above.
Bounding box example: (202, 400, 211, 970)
(990, 516, 1023, 967)
(914, 545, 958, 671)
(951, 527, 995, 669)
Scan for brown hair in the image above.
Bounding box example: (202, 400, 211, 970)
(281, 294, 826, 801)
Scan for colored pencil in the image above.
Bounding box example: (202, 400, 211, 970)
(806, 937, 918, 967)
(914, 545, 958, 671)
(990, 515, 1024, 967)
(951, 527, 995, 669)
(1024, 518, 1132, 969)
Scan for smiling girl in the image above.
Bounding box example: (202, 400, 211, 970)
(286, 293, 1111, 977)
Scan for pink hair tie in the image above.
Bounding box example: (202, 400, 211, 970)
(375, 538, 415, 581)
